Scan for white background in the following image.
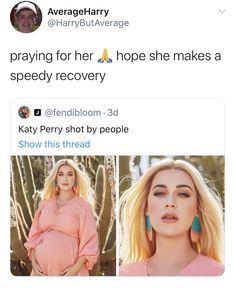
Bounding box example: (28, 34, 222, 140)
(1, 0, 234, 287)
(11, 98, 224, 155)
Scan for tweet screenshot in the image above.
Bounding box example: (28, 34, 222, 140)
(1, 0, 234, 288)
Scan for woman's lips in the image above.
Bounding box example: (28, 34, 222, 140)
(161, 212, 179, 223)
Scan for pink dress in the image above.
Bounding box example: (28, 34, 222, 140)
(119, 254, 224, 276)
(24, 196, 99, 276)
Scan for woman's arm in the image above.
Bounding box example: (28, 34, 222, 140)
(24, 201, 45, 259)
(31, 249, 44, 276)
(77, 203, 99, 270)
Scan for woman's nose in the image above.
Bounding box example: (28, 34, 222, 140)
(165, 195, 176, 208)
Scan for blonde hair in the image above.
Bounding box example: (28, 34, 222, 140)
(120, 158, 224, 264)
(43, 159, 94, 209)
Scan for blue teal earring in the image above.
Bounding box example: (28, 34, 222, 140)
(146, 215, 153, 242)
(190, 215, 201, 243)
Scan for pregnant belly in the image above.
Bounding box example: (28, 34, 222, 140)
(35, 230, 78, 276)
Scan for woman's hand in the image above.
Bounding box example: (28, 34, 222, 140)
(32, 260, 44, 275)
(60, 265, 79, 276)
(31, 250, 44, 276)
(60, 256, 86, 276)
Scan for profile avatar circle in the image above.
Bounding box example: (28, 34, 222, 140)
(18, 106, 30, 118)
(10, 1, 42, 33)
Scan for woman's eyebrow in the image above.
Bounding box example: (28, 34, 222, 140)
(176, 184, 193, 191)
(152, 184, 167, 189)
(152, 184, 193, 190)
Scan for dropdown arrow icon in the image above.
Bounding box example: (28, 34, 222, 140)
(219, 9, 226, 13)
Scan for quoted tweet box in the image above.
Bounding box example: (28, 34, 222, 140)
(10, 98, 224, 155)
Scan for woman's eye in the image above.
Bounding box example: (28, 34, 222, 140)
(178, 192, 190, 198)
(153, 191, 166, 197)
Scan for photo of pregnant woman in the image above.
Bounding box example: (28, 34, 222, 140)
(10, 156, 116, 276)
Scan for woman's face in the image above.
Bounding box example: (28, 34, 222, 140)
(147, 168, 197, 238)
(56, 165, 76, 192)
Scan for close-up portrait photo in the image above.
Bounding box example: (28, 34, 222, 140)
(119, 156, 224, 276)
